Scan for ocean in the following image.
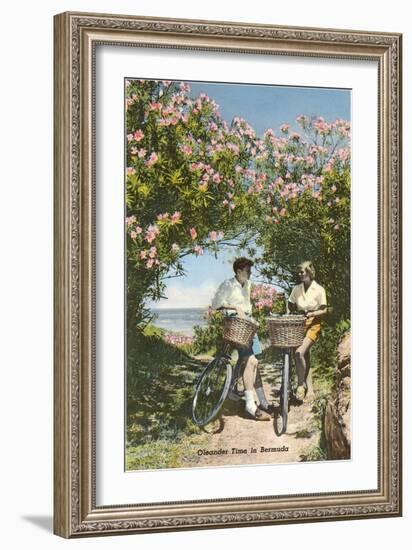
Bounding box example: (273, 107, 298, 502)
(151, 308, 208, 336)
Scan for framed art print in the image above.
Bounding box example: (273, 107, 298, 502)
(53, 11, 402, 537)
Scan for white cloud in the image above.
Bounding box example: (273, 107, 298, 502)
(152, 279, 218, 309)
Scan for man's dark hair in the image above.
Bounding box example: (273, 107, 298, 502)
(233, 257, 254, 273)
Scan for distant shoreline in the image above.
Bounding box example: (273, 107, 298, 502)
(150, 307, 208, 336)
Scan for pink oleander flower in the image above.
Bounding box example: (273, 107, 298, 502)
(137, 148, 146, 158)
(149, 246, 157, 258)
(209, 231, 218, 241)
(145, 224, 159, 243)
(126, 167, 136, 175)
(140, 250, 147, 259)
(336, 148, 350, 162)
(146, 259, 154, 268)
(135, 226, 142, 234)
(127, 133, 134, 142)
(180, 145, 193, 156)
(331, 184, 337, 192)
(145, 152, 158, 167)
(193, 245, 204, 256)
(279, 208, 286, 216)
(171, 243, 180, 252)
(217, 230, 224, 239)
(280, 123, 290, 133)
(157, 213, 169, 221)
(296, 114, 309, 126)
(126, 215, 136, 226)
(179, 82, 191, 93)
(130, 231, 137, 240)
(149, 101, 162, 111)
(171, 211, 181, 224)
(133, 129, 144, 142)
(212, 173, 222, 184)
(189, 227, 197, 240)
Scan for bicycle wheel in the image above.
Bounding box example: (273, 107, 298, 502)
(192, 355, 232, 427)
(278, 350, 290, 435)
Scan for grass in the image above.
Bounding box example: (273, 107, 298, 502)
(126, 325, 209, 469)
(127, 434, 208, 470)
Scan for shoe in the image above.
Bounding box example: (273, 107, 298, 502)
(244, 407, 271, 421)
(258, 403, 276, 417)
(295, 385, 306, 401)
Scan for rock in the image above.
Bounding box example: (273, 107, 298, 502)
(324, 331, 351, 460)
(337, 332, 351, 372)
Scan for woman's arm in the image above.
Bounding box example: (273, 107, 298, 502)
(306, 305, 327, 319)
(288, 301, 297, 314)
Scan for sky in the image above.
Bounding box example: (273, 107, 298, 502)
(149, 80, 351, 310)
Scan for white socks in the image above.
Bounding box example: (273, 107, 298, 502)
(244, 390, 257, 415)
(255, 387, 269, 409)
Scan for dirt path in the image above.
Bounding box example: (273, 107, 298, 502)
(181, 361, 321, 468)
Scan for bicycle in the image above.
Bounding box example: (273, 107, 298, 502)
(266, 314, 306, 435)
(191, 313, 259, 427)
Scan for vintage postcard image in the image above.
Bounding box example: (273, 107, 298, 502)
(124, 79, 351, 471)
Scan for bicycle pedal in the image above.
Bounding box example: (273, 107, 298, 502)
(228, 390, 243, 402)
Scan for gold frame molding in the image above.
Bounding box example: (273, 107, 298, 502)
(53, 10, 402, 538)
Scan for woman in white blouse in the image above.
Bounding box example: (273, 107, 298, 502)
(288, 260, 328, 401)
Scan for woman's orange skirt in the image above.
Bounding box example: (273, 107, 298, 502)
(304, 317, 321, 342)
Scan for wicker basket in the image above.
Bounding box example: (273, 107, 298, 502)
(223, 316, 258, 349)
(266, 315, 306, 348)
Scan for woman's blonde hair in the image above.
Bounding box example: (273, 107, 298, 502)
(297, 260, 315, 280)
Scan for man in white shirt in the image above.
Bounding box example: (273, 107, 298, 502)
(211, 257, 273, 420)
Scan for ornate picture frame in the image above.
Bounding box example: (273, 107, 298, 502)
(53, 11, 402, 538)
